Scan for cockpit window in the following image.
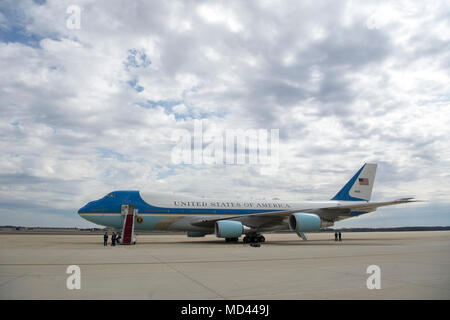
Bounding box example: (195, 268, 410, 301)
(107, 193, 115, 197)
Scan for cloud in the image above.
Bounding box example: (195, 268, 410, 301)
(0, 0, 449, 228)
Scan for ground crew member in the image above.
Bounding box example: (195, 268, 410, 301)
(103, 232, 108, 246)
(111, 232, 116, 246)
(334, 232, 338, 241)
(338, 232, 342, 241)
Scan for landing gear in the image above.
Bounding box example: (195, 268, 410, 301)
(243, 234, 265, 244)
(225, 237, 239, 242)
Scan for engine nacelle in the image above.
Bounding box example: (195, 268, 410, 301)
(289, 213, 322, 235)
(215, 220, 246, 238)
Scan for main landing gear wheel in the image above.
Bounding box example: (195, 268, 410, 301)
(243, 234, 265, 244)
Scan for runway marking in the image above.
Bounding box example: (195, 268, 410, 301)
(0, 274, 28, 288)
(146, 249, 226, 299)
(0, 249, 446, 267)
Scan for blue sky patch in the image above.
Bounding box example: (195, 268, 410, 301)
(96, 147, 127, 161)
(128, 77, 144, 92)
(124, 48, 151, 70)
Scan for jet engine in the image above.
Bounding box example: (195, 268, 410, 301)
(289, 213, 322, 236)
(215, 220, 250, 238)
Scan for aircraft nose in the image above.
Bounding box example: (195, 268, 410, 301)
(77, 199, 97, 214)
(77, 204, 86, 215)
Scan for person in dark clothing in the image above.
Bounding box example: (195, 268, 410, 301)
(111, 232, 116, 246)
(103, 232, 108, 246)
(338, 232, 342, 241)
(334, 232, 338, 241)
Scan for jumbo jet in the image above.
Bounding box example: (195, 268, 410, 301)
(78, 163, 417, 244)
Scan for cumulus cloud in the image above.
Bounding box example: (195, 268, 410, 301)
(0, 0, 449, 227)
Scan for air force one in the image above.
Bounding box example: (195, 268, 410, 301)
(78, 163, 418, 244)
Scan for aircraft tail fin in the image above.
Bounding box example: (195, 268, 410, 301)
(331, 163, 377, 202)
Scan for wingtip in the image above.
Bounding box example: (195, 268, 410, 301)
(395, 198, 427, 203)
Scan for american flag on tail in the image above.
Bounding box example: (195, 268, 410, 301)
(359, 178, 369, 185)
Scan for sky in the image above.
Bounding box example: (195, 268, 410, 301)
(0, 0, 449, 228)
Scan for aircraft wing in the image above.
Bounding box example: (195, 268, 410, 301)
(311, 198, 422, 223)
(190, 198, 421, 230)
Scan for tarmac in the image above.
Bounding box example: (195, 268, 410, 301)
(0, 231, 449, 299)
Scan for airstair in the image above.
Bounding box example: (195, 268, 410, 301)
(119, 205, 137, 245)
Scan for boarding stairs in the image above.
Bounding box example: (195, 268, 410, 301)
(119, 205, 137, 245)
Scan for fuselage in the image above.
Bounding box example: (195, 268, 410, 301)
(77, 190, 366, 232)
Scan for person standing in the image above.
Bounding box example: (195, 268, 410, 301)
(111, 232, 116, 246)
(103, 232, 108, 246)
(338, 232, 342, 242)
(334, 232, 338, 241)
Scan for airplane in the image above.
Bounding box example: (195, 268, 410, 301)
(77, 163, 418, 244)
